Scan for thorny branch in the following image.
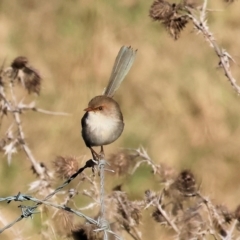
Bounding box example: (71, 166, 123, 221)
(149, 0, 240, 94)
(130, 146, 162, 175)
(115, 193, 142, 240)
(0, 58, 69, 175)
(10, 81, 45, 175)
(185, 1, 240, 94)
(156, 192, 179, 233)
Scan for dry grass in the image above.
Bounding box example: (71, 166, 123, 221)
(0, 0, 240, 239)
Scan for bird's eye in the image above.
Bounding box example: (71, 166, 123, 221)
(98, 106, 103, 110)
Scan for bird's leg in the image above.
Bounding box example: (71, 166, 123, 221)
(89, 146, 105, 162)
(99, 145, 105, 160)
(89, 147, 99, 162)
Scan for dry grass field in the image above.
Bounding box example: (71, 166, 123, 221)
(0, 0, 240, 239)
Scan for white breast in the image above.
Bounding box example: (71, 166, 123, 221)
(85, 111, 124, 146)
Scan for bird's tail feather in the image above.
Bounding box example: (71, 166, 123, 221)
(103, 46, 137, 97)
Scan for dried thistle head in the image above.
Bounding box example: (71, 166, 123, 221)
(175, 169, 197, 196)
(163, 13, 188, 40)
(11, 56, 28, 69)
(53, 156, 79, 179)
(149, 0, 174, 21)
(149, 0, 189, 40)
(107, 150, 133, 176)
(11, 56, 42, 94)
(54, 209, 74, 235)
(22, 65, 41, 94)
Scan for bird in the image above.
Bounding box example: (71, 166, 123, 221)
(81, 46, 137, 160)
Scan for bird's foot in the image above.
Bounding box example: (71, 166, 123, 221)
(99, 146, 105, 160)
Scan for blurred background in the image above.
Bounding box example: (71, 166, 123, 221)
(0, 0, 240, 239)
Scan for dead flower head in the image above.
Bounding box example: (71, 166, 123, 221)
(11, 56, 28, 69)
(149, 0, 189, 40)
(11, 56, 42, 94)
(53, 156, 79, 179)
(175, 170, 197, 196)
(163, 14, 188, 40)
(54, 209, 74, 235)
(149, 0, 174, 21)
(107, 150, 134, 176)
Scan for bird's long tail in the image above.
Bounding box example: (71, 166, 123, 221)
(103, 46, 137, 98)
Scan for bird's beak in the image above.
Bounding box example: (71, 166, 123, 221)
(84, 107, 93, 112)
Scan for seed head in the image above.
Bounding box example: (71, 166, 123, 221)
(149, 0, 174, 21)
(163, 14, 188, 40)
(53, 156, 79, 179)
(149, 0, 189, 40)
(175, 170, 197, 196)
(107, 150, 133, 176)
(11, 56, 28, 69)
(11, 56, 42, 94)
(54, 210, 74, 235)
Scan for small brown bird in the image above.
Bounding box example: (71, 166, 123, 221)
(81, 46, 137, 160)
